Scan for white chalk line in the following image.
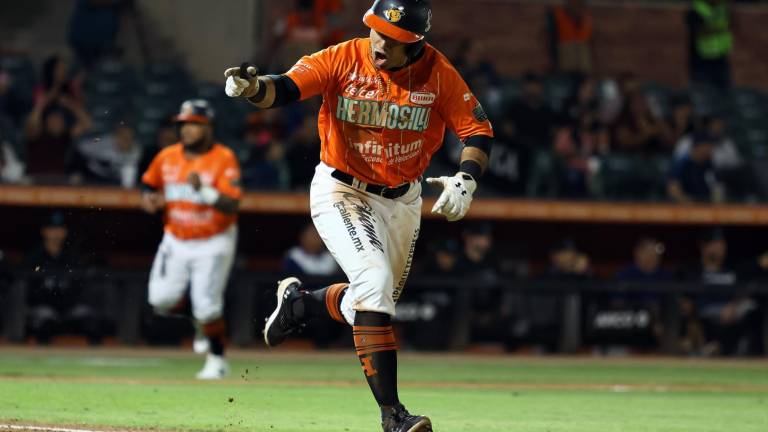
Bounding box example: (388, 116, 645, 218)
(0, 425, 109, 432)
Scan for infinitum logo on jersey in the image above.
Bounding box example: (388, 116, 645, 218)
(336, 96, 431, 132)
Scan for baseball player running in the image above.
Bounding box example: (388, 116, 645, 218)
(141, 99, 242, 380)
(225, 0, 492, 430)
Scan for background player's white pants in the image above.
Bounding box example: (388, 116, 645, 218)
(148, 225, 236, 323)
(310, 162, 422, 324)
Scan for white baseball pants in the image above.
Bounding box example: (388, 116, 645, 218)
(310, 162, 421, 324)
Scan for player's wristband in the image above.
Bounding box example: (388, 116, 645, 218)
(459, 160, 483, 180)
(199, 186, 220, 205)
(247, 78, 266, 103)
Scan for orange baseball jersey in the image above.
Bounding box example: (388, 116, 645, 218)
(285, 38, 494, 187)
(142, 143, 242, 240)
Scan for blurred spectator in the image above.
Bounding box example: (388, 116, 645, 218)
(456, 222, 501, 282)
(612, 92, 673, 154)
(542, 238, 593, 281)
(674, 115, 753, 201)
(550, 111, 606, 198)
(682, 229, 759, 355)
(0, 67, 29, 127)
(669, 95, 696, 144)
(685, 228, 736, 284)
(285, 115, 320, 190)
(456, 222, 503, 342)
(136, 117, 177, 186)
(547, 0, 595, 75)
(561, 75, 599, 127)
(24, 99, 92, 182)
(667, 132, 724, 203)
(33, 55, 84, 110)
(506, 73, 555, 150)
(454, 40, 503, 109)
(617, 238, 673, 282)
(282, 223, 338, 276)
(421, 238, 461, 277)
(24, 212, 102, 344)
(68, 0, 124, 68)
(687, 0, 733, 89)
(482, 118, 529, 196)
(241, 112, 289, 190)
(0, 126, 25, 183)
(614, 237, 671, 347)
(272, 0, 344, 70)
(599, 72, 641, 125)
(68, 123, 141, 187)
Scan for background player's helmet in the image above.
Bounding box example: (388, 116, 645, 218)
(363, 0, 432, 44)
(175, 99, 215, 125)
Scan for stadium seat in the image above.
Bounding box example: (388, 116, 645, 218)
(596, 155, 668, 201)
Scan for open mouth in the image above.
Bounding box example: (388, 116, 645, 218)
(373, 50, 388, 67)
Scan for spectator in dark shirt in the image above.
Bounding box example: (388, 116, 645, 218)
(681, 228, 759, 355)
(667, 132, 723, 203)
(612, 92, 673, 155)
(421, 238, 461, 277)
(241, 111, 289, 190)
(456, 222, 503, 341)
(561, 75, 599, 127)
(282, 223, 338, 277)
(543, 238, 593, 281)
(506, 73, 555, 150)
(33, 55, 84, 110)
(617, 238, 673, 282)
(669, 95, 696, 145)
(23, 100, 92, 183)
(550, 110, 608, 199)
(675, 115, 752, 201)
(456, 222, 501, 282)
(614, 237, 671, 347)
(24, 212, 102, 344)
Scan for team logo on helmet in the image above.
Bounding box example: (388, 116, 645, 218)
(384, 6, 406, 23)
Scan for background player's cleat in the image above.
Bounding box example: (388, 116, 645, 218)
(195, 354, 229, 380)
(381, 405, 433, 432)
(192, 324, 209, 354)
(263, 277, 305, 347)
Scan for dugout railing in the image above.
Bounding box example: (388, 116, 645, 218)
(1, 269, 767, 355)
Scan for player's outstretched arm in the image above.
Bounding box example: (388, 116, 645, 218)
(426, 135, 491, 222)
(223, 65, 300, 110)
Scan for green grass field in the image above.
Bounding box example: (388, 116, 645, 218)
(0, 348, 767, 432)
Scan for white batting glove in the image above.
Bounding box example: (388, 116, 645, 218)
(426, 172, 477, 222)
(224, 66, 258, 98)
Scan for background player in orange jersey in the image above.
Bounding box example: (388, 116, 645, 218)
(225, 0, 492, 430)
(141, 99, 242, 380)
